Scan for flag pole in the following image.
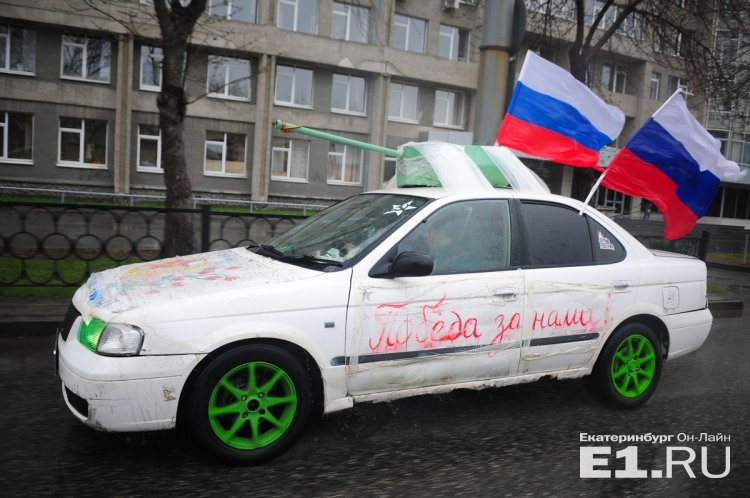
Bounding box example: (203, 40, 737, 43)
(579, 168, 609, 216)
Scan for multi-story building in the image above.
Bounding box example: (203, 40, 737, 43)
(0, 0, 748, 226)
(0, 0, 482, 205)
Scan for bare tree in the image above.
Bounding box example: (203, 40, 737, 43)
(153, 0, 206, 256)
(527, 0, 750, 199)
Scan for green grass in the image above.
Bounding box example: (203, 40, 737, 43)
(707, 283, 722, 293)
(707, 252, 749, 265)
(0, 256, 143, 298)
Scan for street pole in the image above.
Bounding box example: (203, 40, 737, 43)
(474, 0, 526, 145)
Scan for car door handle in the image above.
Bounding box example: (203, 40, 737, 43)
(613, 280, 631, 291)
(494, 288, 518, 300)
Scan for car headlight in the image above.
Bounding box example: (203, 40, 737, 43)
(79, 319, 144, 356)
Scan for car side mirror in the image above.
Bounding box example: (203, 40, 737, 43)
(371, 251, 434, 278)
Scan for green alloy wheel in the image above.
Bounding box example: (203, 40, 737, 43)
(610, 334, 656, 398)
(587, 323, 663, 409)
(190, 345, 312, 464)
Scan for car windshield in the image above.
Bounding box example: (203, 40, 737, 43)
(255, 193, 428, 267)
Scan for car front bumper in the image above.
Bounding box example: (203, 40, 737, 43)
(57, 323, 205, 432)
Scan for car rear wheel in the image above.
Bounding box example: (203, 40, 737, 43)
(189, 344, 311, 464)
(588, 323, 663, 409)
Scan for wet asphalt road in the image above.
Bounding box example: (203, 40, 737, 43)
(1, 316, 748, 497)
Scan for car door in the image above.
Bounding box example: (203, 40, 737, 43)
(345, 198, 524, 395)
(516, 200, 637, 375)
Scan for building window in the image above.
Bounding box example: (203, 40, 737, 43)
(709, 129, 729, 156)
(716, 29, 739, 63)
(731, 133, 750, 167)
(0, 24, 35, 74)
(208, 56, 251, 100)
(383, 155, 396, 183)
(434, 89, 464, 128)
(140, 45, 162, 91)
(667, 76, 690, 96)
(388, 81, 418, 122)
(528, 44, 556, 62)
(332, 2, 368, 43)
(438, 25, 469, 61)
(649, 72, 660, 101)
(331, 74, 366, 115)
(275, 64, 313, 108)
(601, 63, 626, 94)
(328, 143, 363, 184)
(204, 131, 246, 177)
(137, 125, 161, 172)
(392, 14, 426, 53)
(209, 0, 257, 23)
(0, 111, 33, 163)
(278, 0, 317, 34)
(61, 35, 111, 82)
(58, 117, 107, 168)
(271, 138, 308, 181)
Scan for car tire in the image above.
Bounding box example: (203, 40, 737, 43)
(587, 323, 663, 409)
(189, 344, 312, 464)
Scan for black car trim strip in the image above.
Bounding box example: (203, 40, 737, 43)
(528, 332, 600, 347)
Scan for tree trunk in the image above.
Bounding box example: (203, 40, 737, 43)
(154, 0, 207, 257)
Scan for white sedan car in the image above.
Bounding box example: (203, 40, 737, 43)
(57, 143, 712, 464)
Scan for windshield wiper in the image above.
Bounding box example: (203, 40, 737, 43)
(299, 255, 343, 267)
(248, 244, 288, 259)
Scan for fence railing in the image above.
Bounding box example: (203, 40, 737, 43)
(0, 185, 327, 216)
(0, 201, 307, 287)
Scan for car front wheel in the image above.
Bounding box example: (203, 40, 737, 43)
(588, 323, 663, 409)
(189, 344, 312, 464)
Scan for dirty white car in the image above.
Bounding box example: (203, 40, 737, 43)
(57, 143, 712, 464)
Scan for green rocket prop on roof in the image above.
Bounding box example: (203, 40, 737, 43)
(273, 120, 550, 194)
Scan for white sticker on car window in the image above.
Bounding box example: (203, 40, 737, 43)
(384, 200, 416, 217)
(598, 231, 615, 251)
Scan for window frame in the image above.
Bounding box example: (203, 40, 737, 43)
(274, 64, 314, 108)
(136, 124, 162, 173)
(433, 88, 465, 129)
(57, 117, 108, 170)
(0, 23, 36, 75)
(391, 13, 426, 54)
(0, 111, 33, 164)
(649, 71, 660, 101)
(271, 138, 310, 182)
(388, 81, 419, 123)
(139, 45, 163, 92)
(601, 62, 626, 94)
(331, 73, 366, 116)
(60, 34, 111, 84)
(327, 143, 364, 185)
(331, 2, 369, 43)
(203, 131, 247, 178)
(208, 0, 257, 23)
(438, 24, 470, 62)
(207, 55, 252, 101)
(277, 0, 318, 34)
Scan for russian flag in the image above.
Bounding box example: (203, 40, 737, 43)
(602, 92, 744, 240)
(497, 51, 625, 167)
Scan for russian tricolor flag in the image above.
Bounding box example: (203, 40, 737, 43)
(602, 92, 744, 240)
(497, 51, 625, 167)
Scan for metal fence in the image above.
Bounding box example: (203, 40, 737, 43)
(0, 201, 306, 287)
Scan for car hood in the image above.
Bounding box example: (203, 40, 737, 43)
(73, 247, 320, 322)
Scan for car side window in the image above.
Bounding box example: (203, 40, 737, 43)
(588, 218, 626, 263)
(520, 201, 593, 267)
(396, 199, 511, 275)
